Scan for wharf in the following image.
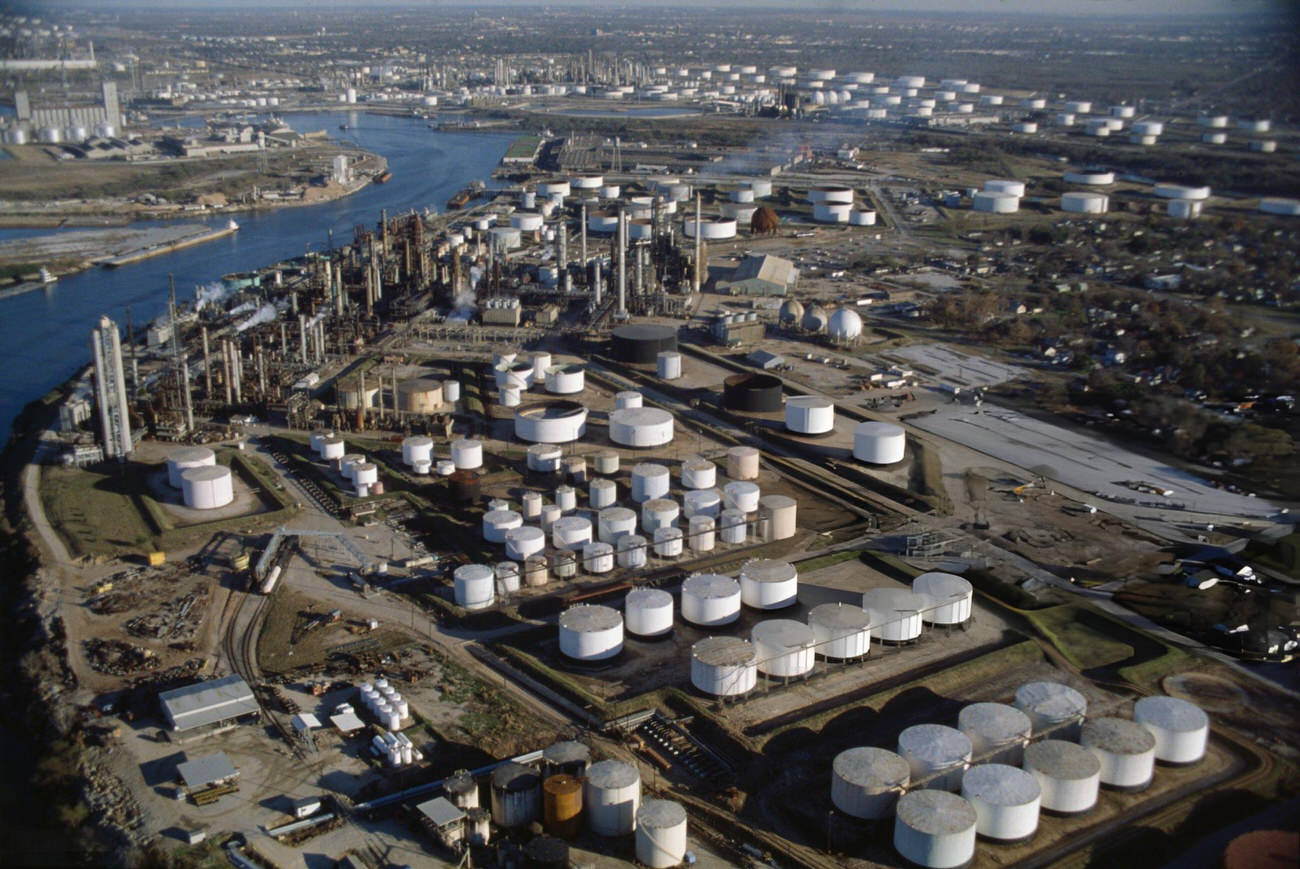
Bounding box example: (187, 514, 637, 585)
(100, 222, 239, 268)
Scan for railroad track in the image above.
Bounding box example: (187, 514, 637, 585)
(221, 587, 306, 759)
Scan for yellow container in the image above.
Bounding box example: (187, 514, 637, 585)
(148, 551, 166, 566)
(542, 774, 583, 839)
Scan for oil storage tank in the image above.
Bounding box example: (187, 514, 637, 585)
(1022, 740, 1101, 815)
(862, 588, 926, 642)
(785, 395, 835, 434)
(559, 605, 623, 661)
(1133, 696, 1208, 765)
(625, 588, 674, 637)
(727, 445, 760, 479)
(631, 463, 671, 502)
(543, 740, 591, 778)
(610, 407, 674, 447)
(585, 760, 641, 836)
(723, 373, 783, 413)
(898, 724, 973, 791)
(681, 573, 742, 626)
(397, 378, 444, 413)
(757, 494, 797, 540)
(515, 401, 589, 443)
(1015, 682, 1087, 739)
(958, 702, 1033, 765)
(636, 799, 688, 868)
(894, 789, 978, 869)
(612, 324, 678, 365)
(491, 762, 541, 828)
(832, 747, 910, 819)
(1081, 718, 1156, 791)
(543, 774, 583, 839)
(598, 506, 638, 543)
(454, 564, 496, 610)
(751, 619, 815, 678)
(690, 636, 758, 696)
(809, 603, 871, 660)
(167, 447, 216, 488)
(739, 559, 799, 609)
(182, 466, 234, 510)
(912, 572, 973, 626)
(960, 763, 1041, 842)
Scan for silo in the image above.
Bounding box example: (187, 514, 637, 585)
(727, 445, 761, 479)
(636, 799, 688, 868)
(681, 573, 742, 626)
(1022, 740, 1101, 815)
(483, 509, 524, 543)
(1015, 682, 1087, 739)
(505, 526, 546, 561)
(625, 588, 674, 637)
(445, 769, 479, 809)
(681, 458, 717, 490)
(683, 488, 722, 519)
(1081, 717, 1156, 791)
(542, 774, 584, 838)
(598, 506, 638, 543)
(862, 588, 926, 642)
(785, 396, 835, 434)
(757, 495, 797, 540)
(1133, 696, 1208, 765)
(583, 542, 615, 574)
(751, 619, 816, 678)
(585, 760, 641, 836)
(454, 564, 496, 610)
(912, 572, 973, 625)
(738, 559, 799, 609)
(617, 534, 648, 568)
(893, 789, 978, 869)
(631, 463, 671, 502)
(543, 740, 591, 778)
(688, 515, 716, 552)
(491, 762, 541, 828)
(961, 763, 1041, 842)
(641, 498, 680, 534)
(898, 724, 973, 791)
(958, 702, 1033, 765)
(690, 636, 758, 696)
(832, 747, 909, 819)
(808, 603, 871, 660)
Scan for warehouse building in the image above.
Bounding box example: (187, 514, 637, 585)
(719, 254, 799, 296)
(159, 674, 259, 734)
(177, 751, 239, 792)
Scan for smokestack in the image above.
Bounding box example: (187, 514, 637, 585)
(257, 345, 266, 397)
(230, 340, 242, 404)
(181, 354, 193, 433)
(694, 192, 702, 294)
(280, 321, 288, 357)
(299, 314, 308, 364)
(222, 341, 233, 405)
(634, 243, 644, 296)
(318, 321, 326, 363)
(558, 219, 567, 274)
(201, 327, 213, 398)
(617, 207, 627, 318)
(593, 257, 602, 307)
(580, 202, 588, 272)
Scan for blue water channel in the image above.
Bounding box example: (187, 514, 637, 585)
(0, 111, 516, 434)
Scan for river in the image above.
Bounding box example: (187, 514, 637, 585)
(0, 111, 516, 435)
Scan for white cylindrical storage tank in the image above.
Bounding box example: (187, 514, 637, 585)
(552, 515, 593, 551)
(863, 588, 926, 642)
(1154, 182, 1211, 200)
(854, 421, 906, 464)
(451, 439, 483, 469)
(653, 526, 683, 558)
(181, 466, 234, 510)
(598, 506, 638, 543)
(582, 541, 615, 574)
(751, 619, 815, 678)
(1202, 131, 1227, 144)
(682, 218, 737, 240)
(600, 184, 621, 199)
(641, 498, 680, 534)
(524, 555, 548, 587)
(565, 456, 588, 484)
(635, 799, 687, 868)
(624, 588, 674, 637)
(168, 447, 216, 489)
(538, 180, 571, 197)
(723, 480, 761, 513)
(961, 763, 1041, 842)
(610, 408, 674, 447)
(758, 494, 797, 541)
(309, 430, 333, 456)
(454, 564, 495, 610)
(894, 789, 977, 869)
(499, 386, 522, 407)
(544, 364, 586, 394)
(912, 572, 973, 625)
(585, 760, 640, 836)
(505, 525, 546, 561)
(1065, 100, 1092, 114)
(444, 380, 461, 403)
(849, 210, 878, 226)
(809, 602, 872, 660)
(483, 510, 524, 543)
(354, 462, 378, 488)
(657, 351, 683, 380)
(691, 636, 757, 696)
(718, 509, 747, 544)
(495, 561, 522, 593)
(551, 550, 578, 579)
(959, 702, 1033, 766)
(681, 573, 742, 626)
(437, 459, 456, 475)
(1081, 717, 1156, 791)
(554, 484, 577, 513)
(1258, 197, 1300, 216)
(402, 436, 434, 467)
(687, 514, 716, 552)
(813, 202, 853, 223)
(529, 352, 552, 382)
(973, 191, 1020, 213)
(739, 559, 798, 609)
(571, 174, 604, 190)
(727, 445, 760, 480)
(1133, 696, 1208, 765)
(1056, 112, 1076, 126)
(527, 444, 564, 473)
(984, 179, 1025, 197)
(785, 396, 835, 434)
(339, 454, 365, 482)
(833, 747, 910, 820)
(589, 478, 617, 509)
(631, 463, 671, 502)
(808, 186, 854, 204)
(1132, 120, 1164, 136)
(1062, 191, 1109, 214)
(559, 605, 623, 661)
(681, 458, 716, 490)
(1022, 739, 1101, 816)
(615, 390, 643, 410)
(592, 449, 620, 475)
(616, 534, 648, 568)
(1110, 104, 1135, 118)
(1169, 199, 1202, 220)
(683, 488, 722, 519)
(510, 212, 544, 232)
(521, 491, 544, 520)
(898, 724, 973, 792)
(1015, 682, 1088, 739)
(1064, 170, 1114, 185)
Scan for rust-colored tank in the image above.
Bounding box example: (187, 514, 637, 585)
(542, 774, 583, 839)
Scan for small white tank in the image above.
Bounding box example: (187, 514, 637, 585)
(718, 509, 747, 544)
(690, 636, 758, 696)
(592, 450, 620, 475)
(785, 395, 835, 434)
(653, 526, 683, 558)
(1022, 739, 1101, 815)
(738, 559, 799, 609)
(854, 421, 906, 464)
(808, 603, 871, 660)
(1081, 717, 1156, 791)
(585, 760, 640, 836)
(551, 550, 578, 579)
(1133, 696, 1208, 765)
(723, 480, 761, 513)
(531, 352, 552, 382)
(751, 619, 815, 677)
(681, 573, 742, 626)
(521, 491, 544, 520)
(635, 799, 687, 868)
(898, 724, 973, 792)
(617, 534, 648, 568)
(451, 438, 483, 469)
(631, 463, 671, 502)
(757, 495, 797, 541)
(582, 542, 615, 574)
(894, 789, 977, 869)
(552, 515, 593, 550)
(958, 702, 1033, 766)
(657, 351, 683, 380)
(1015, 682, 1088, 739)
(504, 525, 546, 563)
(554, 484, 577, 512)
(961, 763, 1041, 842)
(483, 509, 524, 543)
(539, 503, 563, 532)
(495, 562, 521, 593)
(436, 460, 456, 476)
(615, 390, 643, 410)
(913, 572, 973, 625)
(454, 564, 496, 610)
(687, 515, 716, 552)
(527, 444, 563, 472)
(444, 381, 461, 403)
(524, 555, 549, 587)
(862, 588, 926, 642)
(559, 605, 623, 661)
(832, 747, 910, 819)
(598, 506, 638, 543)
(683, 488, 722, 519)
(641, 498, 680, 534)
(681, 458, 716, 490)
(727, 445, 761, 480)
(624, 588, 674, 637)
(589, 478, 617, 509)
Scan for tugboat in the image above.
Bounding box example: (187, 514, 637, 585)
(374, 169, 392, 184)
(39, 266, 57, 284)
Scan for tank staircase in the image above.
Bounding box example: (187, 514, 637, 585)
(636, 713, 731, 784)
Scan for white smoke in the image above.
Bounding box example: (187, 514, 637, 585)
(236, 303, 277, 332)
(227, 300, 257, 317)
(194, 280, 236, 312)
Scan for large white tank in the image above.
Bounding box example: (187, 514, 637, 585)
(894, 789, 977, 869)
(862, 588, 926, 642)
(625, 588, 674, 637)
(912, 572, 973, 625)
(593, 507, 636, 545)
(827, 308, 863, 341)
(1022, 739, 1101, 816)
(1154, 182, 1211, 200)
(1015, 682, 1087, 739)
(1081, 717, 1156, 791)
(682, 217, 737, 240)
(589, 478, 617, 509)
(510, 211, 544, 232)
(483, 509, 524, 543)
(681, 573, 742, 626)
(505, 525, 546, 561)
(718, 509, 747, 544)
(559, 605, 623, 661)
(785, 396, 835, 434)
(1133, 696, 1208, 765)
(630, 463, 671, 502)
(813, 202, 853, 224)
(514, 402, 588, 443)
(751, 619, 815, 678)
(958, 703, 1033, 766)
(339, 454, 365, 482)
(451, 439, 483, 469)
(681, 458, 716, 490)
(552, 515, 593, 550)
(973, 191, 1020, 213)
(544, 364, 586, 394)
(641, 498, 680, 534)
(984, 179, 1026, 197)
(832, 747, 909, 819)
(657, 351, 683, 380)
(402, 436, 434, 467)
(738, 559, 799, 609)
(809, 603, 871, 659)
(454, 564, 496, 610)
(181, 465, 234, 510)
(1062, 191, 1109, 214)
(723, 480, 761, 513)
(167, 447, 216, 489)
(807, 185, 854, 204)
(653, 526, 683, 558)
(585, 760, 641, 836)
(727, 445, 760, 479)
(687, 515, 716, 552)
(961, 763, 1041, 842)
(635, 799, 688, 868)
(854, 421, 906, 463)
(757, 494, 797, 540)
(1259, 197, 1300, 216)
(610, 407, 674, 447)
(690, 636, 758, 696)
(616, 534, 648, 568)
(898, 724, 973, 791)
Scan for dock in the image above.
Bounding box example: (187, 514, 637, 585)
(100, 221, 239, 269)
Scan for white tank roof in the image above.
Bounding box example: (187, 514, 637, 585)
(1023, 739, 1101, 781)
(961, 763, 1040, 806)
(1081, 717, 1155, 755)
(560, 604, 622, 633)
(896, 789, 977, 834)
(835, 746, 910, 789)
(1133, 696, 1207, 733)
(691, 635, 756, 666)
(899, 724, 972, 767)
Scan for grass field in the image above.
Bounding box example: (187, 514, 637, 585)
(1026, 605, 1135, 670)
(40, 464, 155, 558)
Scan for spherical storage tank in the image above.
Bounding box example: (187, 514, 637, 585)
(1081, 717, 1156, 790)
(1015, 682, 1087, 739)
(691, 636, 758, 696)
(723, 373, 783, 413)
(454, 564, 495, 610)
(1062, 191, 1109, 214)
(625, 588, 674, 637)
(801, 304, 830, 333)
(832, 747, 910, 819)
(585, 760, 640, 836)
(828, 307, 863, 341)
(167, 447, 216, 489)
(739, 559, 799, 609)
(912, 572, 973, 625)
(612, 324, 678, 365)
(559, 605, 623, 661)
(958, 702, 1032, 765)
(785, 395, 835, 435)
(181, 466, 234, 510)
(898, 724, 973, 792)
(973, 191, 1020, 214)
(854, 421, 906, 464)
(491, 762, 540, 828)
(751, 619, 815, 677)
(514, 401, 588, 443)
(863, 587, 926, 642)
(681, 573, 742, 626)
(779, 298, 804, 326)
(1133, 696, 1208, 765)
(1022, 739, 1101, 815)
(809, 603, 872, 659)
(894, 789, 978, 869)
(636, 800, 688, 869)
(610, 407, 674, 447)
(961, 763, 1041, 842)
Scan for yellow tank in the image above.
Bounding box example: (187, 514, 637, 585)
(542, 774, 583, 839)
(231, 551, 251, 571)
(148, 551, 166, 566)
